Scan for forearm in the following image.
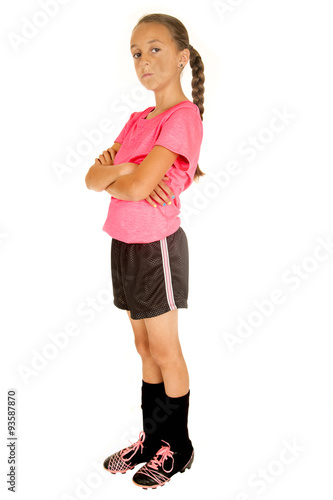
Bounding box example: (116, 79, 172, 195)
(104, 174, 138, 201)
(85, 163, 132, 192)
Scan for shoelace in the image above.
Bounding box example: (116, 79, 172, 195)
(147, 440, 174, 474)
(120, 431, 145, 461)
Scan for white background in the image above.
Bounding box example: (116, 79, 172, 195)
(1, 0, 333, 499)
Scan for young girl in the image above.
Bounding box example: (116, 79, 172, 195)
(85, 13, 205, 489)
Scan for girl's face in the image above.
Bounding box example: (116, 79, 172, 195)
(130, 23, 186, 92)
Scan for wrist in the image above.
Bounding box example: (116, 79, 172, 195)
(103, 164, 129, 191)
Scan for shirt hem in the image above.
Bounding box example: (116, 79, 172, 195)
(102, 221, 181, 244)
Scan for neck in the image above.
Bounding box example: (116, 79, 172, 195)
(152, 85, 189, 113)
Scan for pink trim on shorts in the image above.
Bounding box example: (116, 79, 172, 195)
(160, 237, 177, 311)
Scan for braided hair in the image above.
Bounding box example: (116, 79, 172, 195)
(133, 13, 206, 182)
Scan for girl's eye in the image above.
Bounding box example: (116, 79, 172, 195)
(133, 48, 160, 59)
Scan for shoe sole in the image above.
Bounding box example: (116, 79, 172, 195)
(132, 449, 195, 489)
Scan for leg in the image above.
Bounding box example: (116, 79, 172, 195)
(126, 311, 166, 453)
(133, 308, 194, 490)
(143, 309, 189, 397)
(126, 311, 163, 384)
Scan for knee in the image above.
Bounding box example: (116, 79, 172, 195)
(149, 345, 183, 368)
(134, 339, 151, 359)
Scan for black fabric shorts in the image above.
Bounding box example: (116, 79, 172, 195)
(110, 226, 189, 320)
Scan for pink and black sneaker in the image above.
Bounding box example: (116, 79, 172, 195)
(103, 431, 157, 474)
(132, 440, 194, 489)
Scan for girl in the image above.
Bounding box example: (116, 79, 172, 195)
(85, 13, 205, 489)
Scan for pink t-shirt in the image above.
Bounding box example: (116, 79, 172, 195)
(102, 100, 203, 243)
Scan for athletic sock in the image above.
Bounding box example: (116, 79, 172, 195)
(141, 380, 166, 451)
(159, 390, 193, 453)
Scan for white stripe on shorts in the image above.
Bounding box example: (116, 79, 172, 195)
(160, 237, 177, 311)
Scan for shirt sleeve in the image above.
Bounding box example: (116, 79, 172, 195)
(114, 112, 136, 144)
(154, 107, 203, 171)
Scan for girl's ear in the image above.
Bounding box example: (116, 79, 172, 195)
(179, 48, 190, 68)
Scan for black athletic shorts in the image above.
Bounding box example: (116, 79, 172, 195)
(110, 226, 189, 319)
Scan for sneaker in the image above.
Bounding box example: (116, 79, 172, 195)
(132, 440, 194, 489)
(103, 431, 157, 474)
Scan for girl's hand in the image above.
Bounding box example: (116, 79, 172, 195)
(95, 147, 116, 166)
(145, 177, 175, 207)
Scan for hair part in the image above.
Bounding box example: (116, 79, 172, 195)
(133, 13, 206, 182)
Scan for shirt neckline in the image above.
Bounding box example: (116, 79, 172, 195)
(142, 100, 192, 120)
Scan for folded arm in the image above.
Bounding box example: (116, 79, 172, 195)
(104, 145, 178, 202)
(85, 142, 133, 192)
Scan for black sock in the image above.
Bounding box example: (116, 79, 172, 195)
(141, 380, 166, 451)
(159, 390, 193, 453)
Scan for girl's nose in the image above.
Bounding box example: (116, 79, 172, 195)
(139, 53, 151, 66)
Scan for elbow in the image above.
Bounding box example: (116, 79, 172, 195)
(85, 170, 103, 192)
(85, 173, 92, 190)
